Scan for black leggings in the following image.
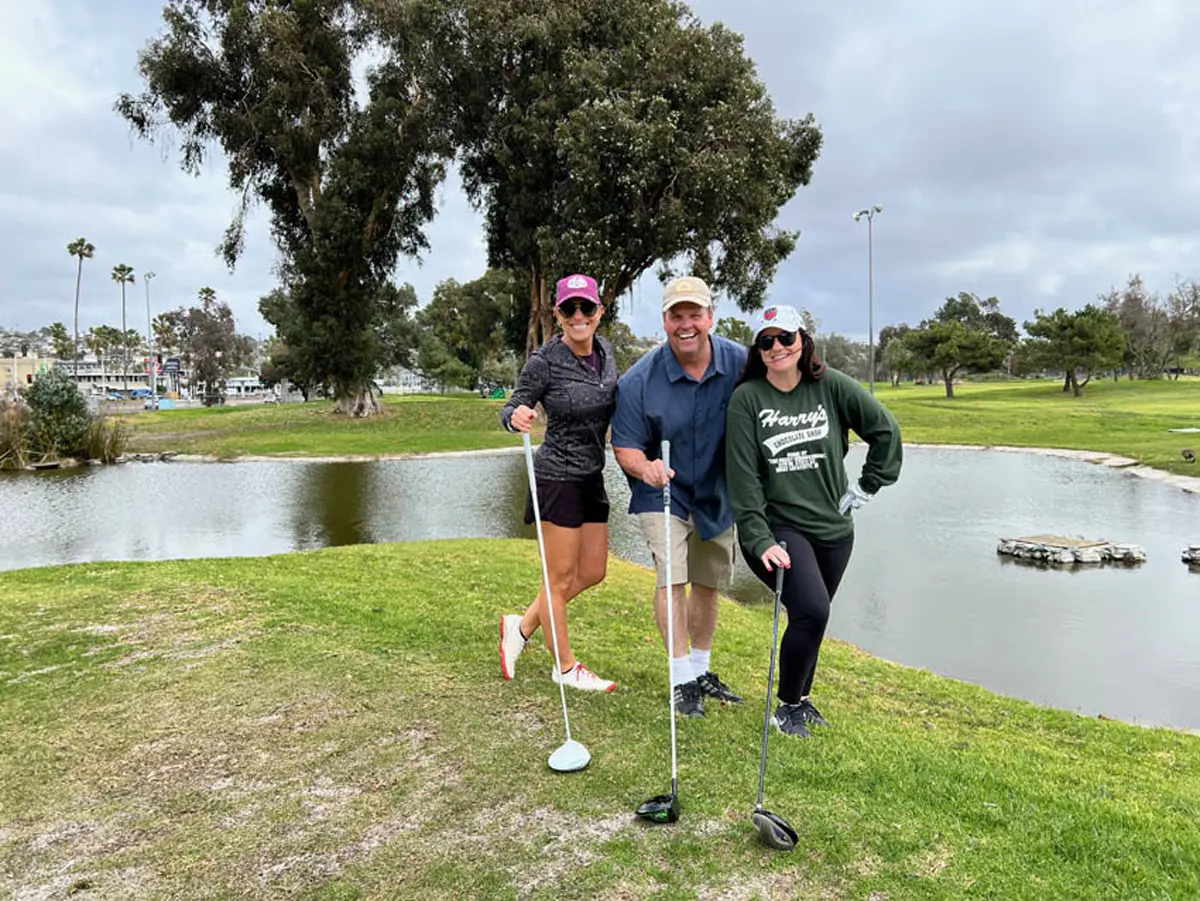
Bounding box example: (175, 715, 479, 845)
(741, 526, 854, 704)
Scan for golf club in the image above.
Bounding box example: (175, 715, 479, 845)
(635, 439, 680, 824)
(522, 431, 590, 773)
(752, 541, 798, 851)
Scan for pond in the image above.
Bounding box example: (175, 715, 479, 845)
(2, 446, 1198, 731)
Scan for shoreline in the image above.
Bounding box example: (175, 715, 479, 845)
(159, 442, 1200, 494)
(902, 443, 1200, 495)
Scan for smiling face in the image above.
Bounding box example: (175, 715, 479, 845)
(556, 299, 602, 347)
(756, 328, 803, 375)
(663, 302, 714, 362)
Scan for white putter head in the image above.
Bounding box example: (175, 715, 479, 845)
(549, 739, 591, 773)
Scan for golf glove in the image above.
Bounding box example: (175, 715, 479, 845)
(838, 482, 873, 515)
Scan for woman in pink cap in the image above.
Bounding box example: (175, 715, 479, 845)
(498, 274, 620, 692)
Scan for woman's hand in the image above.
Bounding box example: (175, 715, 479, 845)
(509, 405, 537, 432)
(761, 544, 791, 572)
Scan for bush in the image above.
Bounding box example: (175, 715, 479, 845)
(82, 415, 128, 463)
(24, 369, 90, 460)
(0, 398, 31, 469)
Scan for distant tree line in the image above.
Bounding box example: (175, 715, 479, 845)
(876, 274, 1200, 397)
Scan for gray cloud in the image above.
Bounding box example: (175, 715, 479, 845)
(3, 0, 1198, 349)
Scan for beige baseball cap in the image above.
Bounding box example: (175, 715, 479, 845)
(662, 276, 713, 312)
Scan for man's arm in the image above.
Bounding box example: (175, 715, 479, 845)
(613, 446, 674, 489)
(611, 367, 674, 488)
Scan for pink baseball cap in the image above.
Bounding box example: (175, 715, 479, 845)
(555, 274, 600, 306)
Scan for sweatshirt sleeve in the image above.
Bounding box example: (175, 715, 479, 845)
(725, 386, 777, 559)
(835, 372, 903, 494)
(501, 353, 551, 432)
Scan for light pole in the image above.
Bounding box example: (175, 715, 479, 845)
(144, 271, 156, 406)
(853, 204, 883, 395)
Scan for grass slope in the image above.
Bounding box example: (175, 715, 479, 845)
(122, 395, 521, 458)
(2, 541, 1196, 899)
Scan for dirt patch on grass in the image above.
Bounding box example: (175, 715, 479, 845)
(2, 817, 163, 901)
(703, 873, 839, 901)
(4, 588, 260, 689)
(909, 844, 953, 879)
(2, 704, 463, 898)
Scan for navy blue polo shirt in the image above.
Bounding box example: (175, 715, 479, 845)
(611, 335, 748, 540)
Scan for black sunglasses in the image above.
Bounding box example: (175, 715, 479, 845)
(755, 330, 799, 352)
(559, 299, 599, 317)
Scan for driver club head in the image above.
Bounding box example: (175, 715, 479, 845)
(752, 808, 797, 852)
(635, 793, 680, 824)
(548, 739, 590, 773)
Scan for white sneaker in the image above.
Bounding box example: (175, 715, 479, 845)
(552, 662, 616, 693)
(499, 614, 526, 680)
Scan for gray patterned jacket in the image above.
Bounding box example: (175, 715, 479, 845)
(502, 335, 618, 481)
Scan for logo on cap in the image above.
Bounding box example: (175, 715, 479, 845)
(567, 275, 588, 289)
(765, 308, 777, 320)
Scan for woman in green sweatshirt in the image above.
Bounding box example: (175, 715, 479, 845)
(725, 304, 903, 737)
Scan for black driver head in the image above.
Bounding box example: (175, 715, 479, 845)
(635, 793, 680, 824)
(752, 809, 797, 851)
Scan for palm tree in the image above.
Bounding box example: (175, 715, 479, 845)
(67, 238, 95, 384)
(111, 264, 135, 394)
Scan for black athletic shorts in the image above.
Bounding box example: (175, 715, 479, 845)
(524, 473, 610, 528)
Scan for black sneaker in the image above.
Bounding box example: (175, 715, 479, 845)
(799, 698, 830, 727)
(673, 680, 705, 718)
(771, 703, 811, 737)
(696, 671, 744, 704)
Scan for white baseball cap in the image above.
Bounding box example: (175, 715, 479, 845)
(753, 304, 804, 338)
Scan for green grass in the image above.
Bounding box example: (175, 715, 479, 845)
(122, 394, 519, 458)
(875, 377, 1200, 477)
(2, 540, 1197, 899)
(121, 380, 1200, 478)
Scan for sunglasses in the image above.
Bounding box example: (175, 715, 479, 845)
(559, 299, 599, 317)
(754, 330, 799, 352)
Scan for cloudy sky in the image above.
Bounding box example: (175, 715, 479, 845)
(3, 0, 1199, 345)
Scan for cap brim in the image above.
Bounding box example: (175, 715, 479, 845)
(663, 295, 713, 310)
(755, 319, 804, 338)
(557, 292, 600, 306)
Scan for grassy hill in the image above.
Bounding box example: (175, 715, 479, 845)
(2, 540, 1196, 899)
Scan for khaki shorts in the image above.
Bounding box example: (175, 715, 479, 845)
(637, 513, 736, 590)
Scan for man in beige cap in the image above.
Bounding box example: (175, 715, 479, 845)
(611, 275, 749, 718)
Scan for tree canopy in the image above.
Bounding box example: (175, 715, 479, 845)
(440, 0, 822, 353)
(116, 0, 452, 416)
(1023, 305, 1125, 396)
(117, 0, 821, 399)
(415, 269, 526, 390)
(903, 293, 1017, 397)
(157, 287, 254, 404)
(715, 317, 754, 346)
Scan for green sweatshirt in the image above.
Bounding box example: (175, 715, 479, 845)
(725, 368, 903, 555)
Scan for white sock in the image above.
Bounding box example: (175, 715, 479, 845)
(689, 648, 711, 679)
(670, 656, 694, 688)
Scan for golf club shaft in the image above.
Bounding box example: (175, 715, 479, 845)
(523, 432, 574, 742)
(757, 540, 787, 809)
(663, 440, 677, 786)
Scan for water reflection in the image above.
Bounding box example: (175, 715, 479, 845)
(1, 446, 1197, 731)
(291, 462, 374, 548)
